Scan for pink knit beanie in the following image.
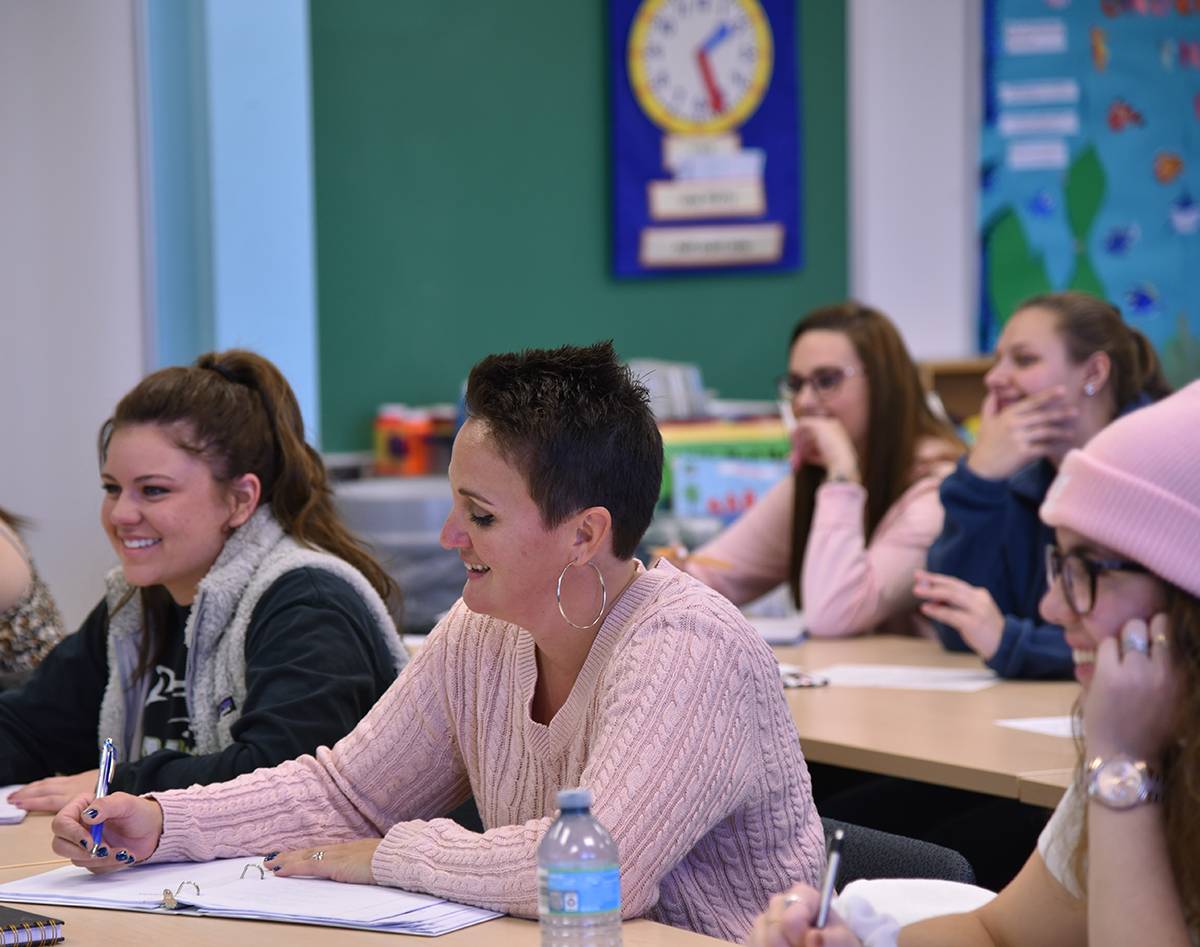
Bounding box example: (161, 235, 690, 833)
(1040, 380, 1200, 597)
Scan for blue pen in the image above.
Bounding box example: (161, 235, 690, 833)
(90, 738, 116, 855)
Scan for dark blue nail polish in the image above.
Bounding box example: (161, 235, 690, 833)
(264, 851, 279, 861)
(94, 846, 108, 858)
(115, 851, 130, 863)
(79, 839, 89, 849)
(269, 865, 281, 872)
(126, 855, 136, 865)
(85, 808, 99, 819)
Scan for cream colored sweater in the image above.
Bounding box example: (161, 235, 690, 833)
(150, 561, 824, 942)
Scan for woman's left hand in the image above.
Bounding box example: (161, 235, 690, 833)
(9, 770, 98, 813)
(1084, 614, 1182, 763)
(913, 571, 1005, 659)
(264, 838, 382, 885)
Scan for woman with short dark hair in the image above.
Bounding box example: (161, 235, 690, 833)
(52, 341, 825, 943)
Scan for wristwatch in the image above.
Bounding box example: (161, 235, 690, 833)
(1086, 754, 1163, 809)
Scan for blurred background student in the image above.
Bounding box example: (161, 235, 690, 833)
(917, 291, 1171, 679)
(0, 507, 65, 691)
(749, 380, 1200, 947)
(686, 302, 962, 637)
(0, 350, 407, 811)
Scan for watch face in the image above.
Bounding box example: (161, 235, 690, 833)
(1095, 758, 1146, 808)
(628, 0, 773, 134)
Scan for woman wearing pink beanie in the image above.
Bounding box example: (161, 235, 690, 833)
(748, 380, 1200, 947)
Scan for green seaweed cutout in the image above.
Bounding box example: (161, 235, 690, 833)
(1161, 312, 1200, 388)
(984, 207, 1052, 329)
(1066, 253, 1106, 298)
(1065, 145, 1106, 242)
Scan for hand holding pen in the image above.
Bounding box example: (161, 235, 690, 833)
(50, 791, 165, 875)
(746, 829, 858, 947)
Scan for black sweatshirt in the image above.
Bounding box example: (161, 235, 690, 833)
(0, 568, 399, 793)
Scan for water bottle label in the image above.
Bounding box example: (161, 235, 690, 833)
(539, 866, 620, 915)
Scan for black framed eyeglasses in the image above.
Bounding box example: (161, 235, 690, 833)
(1044, 544, 1151, 616)
(776, 365, 859, 401)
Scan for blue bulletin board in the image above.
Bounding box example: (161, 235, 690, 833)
(610, 0, 802, 277)
(980, 0, 1200, 386)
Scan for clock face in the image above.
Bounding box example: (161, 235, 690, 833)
(628, 0, 773, 135)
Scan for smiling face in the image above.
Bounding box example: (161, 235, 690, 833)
(986, 306, 1088, 412)
(1040, 525, 1169, 687)
(439, 419, 579, 631)
(787, 329, 870, 453)
(101, 423, 252, 605)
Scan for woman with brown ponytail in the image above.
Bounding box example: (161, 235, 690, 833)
(0, 350, 407, 813)
(917, 292, 1172, 679)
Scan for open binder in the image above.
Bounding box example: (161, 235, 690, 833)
(0, 857, 499, 937)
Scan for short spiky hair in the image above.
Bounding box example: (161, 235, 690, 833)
(464, 341, 663, 559)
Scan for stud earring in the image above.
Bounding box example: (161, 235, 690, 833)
(1084, 383, 1096, 396)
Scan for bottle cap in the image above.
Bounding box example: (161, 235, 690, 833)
(556, 788, 592, 810)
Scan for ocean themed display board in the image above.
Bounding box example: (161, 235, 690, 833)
(981, 0, 1200, 386)
(609, 0, 801, 276)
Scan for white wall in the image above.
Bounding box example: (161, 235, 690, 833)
(848, 0, 981, 359)
(0, 0, 147, 627)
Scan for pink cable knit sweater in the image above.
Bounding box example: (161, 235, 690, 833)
(149, 560, 824, 942)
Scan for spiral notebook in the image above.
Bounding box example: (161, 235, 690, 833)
(0, 857, 499, 937)
(0, 905, 63, 945)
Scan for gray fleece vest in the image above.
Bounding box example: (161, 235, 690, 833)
(96, 507, 408, 761)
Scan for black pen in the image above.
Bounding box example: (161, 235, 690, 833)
(815, 827, 844, 929)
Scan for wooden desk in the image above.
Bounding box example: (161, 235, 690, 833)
(0, 820, 722, 945)
(0, 815, 61, 870)
(776, 636, 1078, 803)
(1017, 769, 1075, 808)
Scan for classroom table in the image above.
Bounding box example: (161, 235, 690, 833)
(774, 636, 1079, 804)
(0, 819, 724, 945)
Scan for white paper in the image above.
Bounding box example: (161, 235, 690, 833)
(1006, 139, 1069, 171)
(0, 784, 27, 824)
(1003, 19, 1067, 55)
(995, 715, 1075, 739)
(802, 664, 998, 692)
(749, 616, 806, 645)
(0, 858, 500, 936)
(998, 78, 1079, 106)
(998, 110, 1079, 137)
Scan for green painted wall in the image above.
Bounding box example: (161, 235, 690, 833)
(311, 1, 847, 452)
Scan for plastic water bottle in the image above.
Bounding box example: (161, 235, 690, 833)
(537, 787, 622, 946)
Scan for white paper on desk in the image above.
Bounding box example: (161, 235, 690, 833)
(748, 615, 806, 644)
(0, 784, 27, 824)
(0, 858, 500, 936)
(807, 664, 999, 692)
(995, 715, 1076, 739)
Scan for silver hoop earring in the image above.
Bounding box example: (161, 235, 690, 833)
(556, 560, 607, 630)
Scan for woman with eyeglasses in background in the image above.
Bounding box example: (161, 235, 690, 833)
(685, 302, 963, 637)
(916, 292, 1171, 679)
(748, 381, 1200, 947)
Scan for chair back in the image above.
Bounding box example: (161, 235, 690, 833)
(821, 817, 976, 886)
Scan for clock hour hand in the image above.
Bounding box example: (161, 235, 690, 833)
(696, 23, 733, 114)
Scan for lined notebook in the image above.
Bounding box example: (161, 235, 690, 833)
(0, 858, 498, 937)
(0, 905, 64, 945)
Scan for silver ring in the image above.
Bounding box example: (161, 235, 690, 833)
(310, 850, 325, 861)
(1121, 631, 1150, 656)
(782, 893, 802, 907)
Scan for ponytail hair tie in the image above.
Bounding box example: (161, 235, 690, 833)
(206, 363, 243, 385)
